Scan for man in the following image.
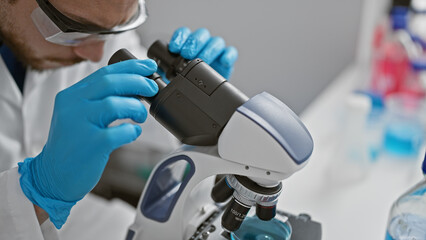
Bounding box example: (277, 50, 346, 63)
(0, 0, 238, 239)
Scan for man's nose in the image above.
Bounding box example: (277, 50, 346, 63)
(72, 40, 105, 62)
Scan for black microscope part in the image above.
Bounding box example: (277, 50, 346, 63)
(108, 41, 249, 146)
(221, 197, 251, 232)
(108, 48, 136, 65)
(108, 48, 166, 104)
(147, 41, 189, 80)
(211, 176, 234, 203)
(146, 40, 249, 145)
(256, 204, 277, 221)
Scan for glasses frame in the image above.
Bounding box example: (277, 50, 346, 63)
(34, 0, 147, 34)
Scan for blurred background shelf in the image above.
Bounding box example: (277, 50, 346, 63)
(278, 63, 425, 240)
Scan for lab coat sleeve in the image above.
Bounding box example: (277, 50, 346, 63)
(0, 167, 59, 240)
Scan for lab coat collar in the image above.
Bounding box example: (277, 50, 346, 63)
(23, 67, 53, 102)
(0, 55, 54, 108)
(0, 56, 22, 107)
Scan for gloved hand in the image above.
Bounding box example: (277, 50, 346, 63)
(168, 27, 238, 80)
(18, 59, 159, 229)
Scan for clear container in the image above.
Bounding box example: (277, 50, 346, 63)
(231, 216, 292, 240)
(330, 93, 372, 184)
(385, 154, 426, 240)
(383, 93, 424, 158)
(355, 90, 386, 162)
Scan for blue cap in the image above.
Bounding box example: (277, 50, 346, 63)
(422, 152, 426, 174)
(390, 7, 409, 30)
(354, 90, 385, 110)
(390, 6, 409, 16)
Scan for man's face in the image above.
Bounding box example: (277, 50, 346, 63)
(0, 0, 138, 70)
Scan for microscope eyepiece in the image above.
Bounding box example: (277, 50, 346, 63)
(107, 48, 166, 104)
(108, 48, 136, 65)
(147, 40, 189, 80)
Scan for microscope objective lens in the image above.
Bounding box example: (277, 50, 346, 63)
(221, 197, 251, 232)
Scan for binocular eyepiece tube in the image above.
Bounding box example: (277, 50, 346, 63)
(108, 40, 248, 146)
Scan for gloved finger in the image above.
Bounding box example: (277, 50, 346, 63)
(156, 68, 170, 84)
(100, 59, 157, 76)
(82, 74, 158, 100)
(209, 47, 238, 80)
(169, 27, 191, 54)
(197, 36, 226, 65)
(89, 96, 148, 127)
(101, 123, 142, 150)
(219, 46, 238, 68)
(180, 28, 211, 60)
(210, 61, 233, 80)
(75, 59, 158, 87)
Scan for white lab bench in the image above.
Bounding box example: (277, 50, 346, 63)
(278, 64, 425, 240)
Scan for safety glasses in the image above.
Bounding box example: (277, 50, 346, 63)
(31, 0, 147, 46)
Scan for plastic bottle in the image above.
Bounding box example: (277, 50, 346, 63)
(355, 90, 386, 162)
(330, 93, 372, 184)
(383, 93, 424, 158)
(385, 153, 426, 240)
(371, 7, 411, 97)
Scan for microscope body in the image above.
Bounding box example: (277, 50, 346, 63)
(126, 91, 312, 239)
(108, 42, 318, 240)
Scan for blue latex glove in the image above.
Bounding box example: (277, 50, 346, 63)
(18, 59, 159, 229)
(168, 27, 238, 80)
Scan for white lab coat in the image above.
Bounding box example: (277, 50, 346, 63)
(0, 31, 178, 240)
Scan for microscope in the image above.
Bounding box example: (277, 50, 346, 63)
(108, 41, 321, 240)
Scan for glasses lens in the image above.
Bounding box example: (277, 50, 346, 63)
(31, 7, 62, 40)
(49, 32, 111, 46)
(31, 0, 147, 46)
(109, 0, 147, 33)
